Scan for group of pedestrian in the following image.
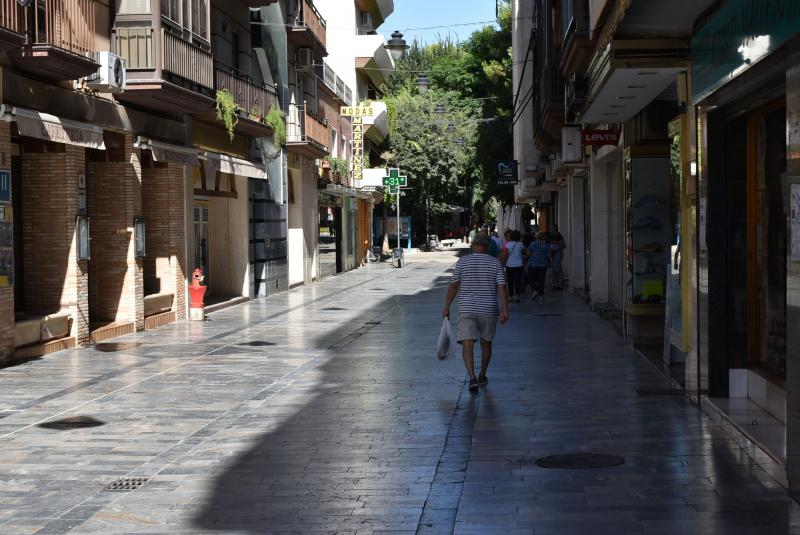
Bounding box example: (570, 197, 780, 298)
(444, 223, 567, 391)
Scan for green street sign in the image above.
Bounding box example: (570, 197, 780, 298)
(383, 168, 408, 187)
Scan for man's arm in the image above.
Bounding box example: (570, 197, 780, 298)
(442, 281, 459, 318)
(498, 284, 509, 324)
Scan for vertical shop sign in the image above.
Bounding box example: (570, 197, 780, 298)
(0, 169, 12, 287)
(791, 184, 800, 261)
(352, 116, 363, 181)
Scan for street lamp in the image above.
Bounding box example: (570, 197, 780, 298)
(447, 123, 456, 133)
(434, 103, 446, 115)
(415, 75, 431, 95)
(384, 31, 409, 61)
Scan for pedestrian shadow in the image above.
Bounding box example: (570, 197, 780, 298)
(191, 276, 462, 533)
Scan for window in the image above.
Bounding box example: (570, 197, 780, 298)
(161, 0, 209, 41)
(330, 129, 338, 156)
(232, 31, 240, 71)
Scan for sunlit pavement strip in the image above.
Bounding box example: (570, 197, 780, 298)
(1, 249, 800, 534)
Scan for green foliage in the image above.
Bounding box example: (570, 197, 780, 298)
(215, 90, 241, 141)
(266, 106, 286, 147)
(324, 156, 349, 179)
(380, 5, 513, 238)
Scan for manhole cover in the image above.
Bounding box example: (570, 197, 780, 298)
(323, 307, 346, 311)
(105, 477, 148, 491)
(94, 342, 142, 352)
(533, 313, 563, 317)
(535, 453, 625, 470)
(238, 341, 276, 347)
(370, 288, 387, 291)
(635, 388, 684, 396)
(38, 416, 106, 430)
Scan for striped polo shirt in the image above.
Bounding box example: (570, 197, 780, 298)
(451, 253, 506, 316)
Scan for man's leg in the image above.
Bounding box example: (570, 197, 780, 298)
(461, 339, 477, 379)
(479, 339, 492, 379)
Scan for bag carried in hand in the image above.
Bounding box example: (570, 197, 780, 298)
(436, 319, 455, 360)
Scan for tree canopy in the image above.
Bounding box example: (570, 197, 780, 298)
(380, 2, 514, 238)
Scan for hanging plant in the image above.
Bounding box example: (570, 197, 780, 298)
(324, 156, 349, 179)
(215, 89, 241, 141)
(265, 105, 286, 147)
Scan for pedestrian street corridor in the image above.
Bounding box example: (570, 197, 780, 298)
(1, 249, 799, 535)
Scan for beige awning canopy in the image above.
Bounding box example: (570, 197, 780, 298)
(135, 136, 199, 166)
(202, 151, 267, 179)
(6, 106, 106, 149)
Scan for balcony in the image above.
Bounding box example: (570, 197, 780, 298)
(286, 103, 329, 159)
(355, 33, 394, 87)
(194, 63, 280, 138)
(354, 0, 394, 29)
(532, 64, 565, 151)
(560, 0, 592, 77)
(316, 61, 354, 105)
(11, 0, 98, 81)
(241, 0, 279, 6)
(115, 27, 215, 115)
(0, 0, 23, 52)
(288, 0, 326, 52)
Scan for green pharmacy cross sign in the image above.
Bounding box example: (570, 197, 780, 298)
(383, 168, 408, 189)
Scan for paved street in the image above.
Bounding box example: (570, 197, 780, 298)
(1, 249, 799, 534)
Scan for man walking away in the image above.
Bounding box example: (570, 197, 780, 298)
(527, 231, 550, 301)
(442, 233, 509, 392)
(468, 225, 479, 244)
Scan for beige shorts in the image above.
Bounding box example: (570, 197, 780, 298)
(456, 313, 498, 342)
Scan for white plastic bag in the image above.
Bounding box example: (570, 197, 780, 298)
(436, 319, 454, 360)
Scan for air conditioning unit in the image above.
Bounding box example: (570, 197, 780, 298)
(359, 12, 373, 31)
(87, 51, 126, 92)
(295, 47, 313, 67)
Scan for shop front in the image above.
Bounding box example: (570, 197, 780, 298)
(692, 0, 800, 473)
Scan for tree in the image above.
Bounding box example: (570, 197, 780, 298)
(380, 4, 513, 239)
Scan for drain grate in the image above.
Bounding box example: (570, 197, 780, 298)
(238, 341, 276, 347)
(38, 416, 106, 430)
(635, 388, 684, 397)
(105, 477, 148, 491)
(95, 342, 142, 353)
(535, 453, 625, 470)
(364, 321, 382, 326)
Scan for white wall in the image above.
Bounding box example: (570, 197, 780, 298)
(512, 0, 539, 201)
(568, 176, 586, 294)
(287, 157, 320, 285)
(589, 147, 623, 307)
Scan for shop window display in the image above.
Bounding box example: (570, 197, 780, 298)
(625, 150, 672, 306)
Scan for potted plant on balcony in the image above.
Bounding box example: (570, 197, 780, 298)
(215, 89, 241, 141)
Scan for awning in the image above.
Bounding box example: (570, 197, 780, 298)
(7, 106, 105, 149)
(202, 151, 267, 179)
(134, 137, 199, 167)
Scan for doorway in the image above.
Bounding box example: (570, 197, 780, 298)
(746, 101, 787, 381)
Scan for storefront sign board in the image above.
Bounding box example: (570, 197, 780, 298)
(691, 0, 800, 102)
(582, 130, 619, 146)
(340, 106, 376, 117)
(497, 161, 518, 185)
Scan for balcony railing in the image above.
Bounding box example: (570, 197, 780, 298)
(162, 29, 213, 89)
(25, 0, 95, 56)
(289, 0, 326, 49)
(0, 0, 22, 35)
(215, 63, 278, 118)
(318, 61, 354, 105)
(287, 103, 328, 149)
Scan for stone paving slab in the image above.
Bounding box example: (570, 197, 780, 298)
(0, 250, 798, 534)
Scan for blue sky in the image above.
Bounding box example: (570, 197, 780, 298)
(382, 0, 499, 45)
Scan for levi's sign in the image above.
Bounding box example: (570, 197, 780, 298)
(582, 130, 619, 146)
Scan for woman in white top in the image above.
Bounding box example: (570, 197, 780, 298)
(501, 229, 528, 302)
